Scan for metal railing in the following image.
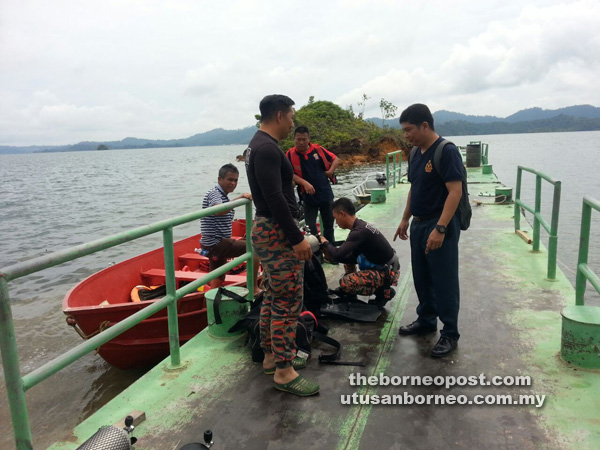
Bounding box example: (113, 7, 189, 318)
(513, 166, 561, 280)
(575, 196, 600, 305)
(0, 199, 254, 449)
(385, 150, 402, 192)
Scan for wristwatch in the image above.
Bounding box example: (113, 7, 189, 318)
(435, 224, 447, 234)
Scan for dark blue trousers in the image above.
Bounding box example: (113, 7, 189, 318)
(304, 201, 335, 243)
(409, 215, 461, 340)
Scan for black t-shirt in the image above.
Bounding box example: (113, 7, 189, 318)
(408, 137, 464, 217)
(322, 218, 394, 265)
(245, 130, 304, 246)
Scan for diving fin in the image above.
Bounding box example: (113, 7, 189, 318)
(319, 302, 382, 322)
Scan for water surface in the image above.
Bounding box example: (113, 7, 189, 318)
(1, 132, 599, 447)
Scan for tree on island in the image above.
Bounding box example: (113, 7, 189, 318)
(379, 98, 398, 128)
(272, 98, 408, 164)
(97, 144, 109, 150)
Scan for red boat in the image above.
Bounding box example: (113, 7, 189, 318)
(63, 220, 250, 369)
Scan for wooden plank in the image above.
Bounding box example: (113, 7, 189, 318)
(515, 229, 533, 244)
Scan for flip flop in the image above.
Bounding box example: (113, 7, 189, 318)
(263, 357, 307, 375)
(274, 375, 320, 397)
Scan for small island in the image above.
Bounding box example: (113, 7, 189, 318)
(273, 97, 409, 166)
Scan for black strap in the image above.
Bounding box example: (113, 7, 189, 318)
(432, 139, 450, 178)
(213, 287, 252, 325)
(313, 332, 366, 366)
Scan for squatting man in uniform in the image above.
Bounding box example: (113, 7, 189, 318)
(245, 94, 319, 397)
(319, 197, 400, 307)
(394, 103, 464, 358)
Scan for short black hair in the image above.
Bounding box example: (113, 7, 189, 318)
(399, 103, 435, 131)
(332, 197, 356, 215)
(294, 125, 310, 135)
(218, 163, 239, 179)
(259, 94, 295, 123)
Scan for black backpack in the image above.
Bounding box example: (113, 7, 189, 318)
(227, 292, 341, 364)
(409, 139, 472, 231)
(303, 254, 331, 315)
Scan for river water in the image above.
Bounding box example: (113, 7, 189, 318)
(0, 131, 599, 447)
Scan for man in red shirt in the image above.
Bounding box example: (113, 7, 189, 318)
(286, 126, 339, 245)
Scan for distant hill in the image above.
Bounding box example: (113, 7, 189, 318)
(0, 126, 257, 154)
(503, 105, 600, 123)
(366, 104, 600, 134)
(437, 114, 600, 136)
(3, 105, 600, 154)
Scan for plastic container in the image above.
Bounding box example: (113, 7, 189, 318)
(205, 286, 249, 337)
(370, 188, 386, 204)
(482, 164, 493, 175)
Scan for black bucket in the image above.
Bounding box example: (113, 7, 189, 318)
(466, 144, 481, 167)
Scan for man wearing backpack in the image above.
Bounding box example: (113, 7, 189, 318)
(393, 103, 464, 358)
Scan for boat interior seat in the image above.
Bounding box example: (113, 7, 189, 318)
(178, 252, 209, 262)
(140, 268, 247, 285)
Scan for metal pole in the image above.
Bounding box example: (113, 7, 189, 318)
(245, 202, 255, 303)
(392, 153, 397, 188)
(514, 167, 522, 231)
(532, 175, 542, 252)
(21, 253, 249, 390)
(163, 227, 181, 368)
(386, 155, 390, 193)
(0, 277, 33, 449)
(547, 181, 561, 280)
(576, 200, 591, 305)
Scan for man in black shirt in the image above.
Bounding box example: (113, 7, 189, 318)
(245, 94, 318, 397)
(320, 198, 399, 306)
(394, 103, 463, 358)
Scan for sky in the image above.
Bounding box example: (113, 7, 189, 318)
(1, 0, 599, 146)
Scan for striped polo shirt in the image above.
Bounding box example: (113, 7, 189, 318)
(200, 184, 234, 247)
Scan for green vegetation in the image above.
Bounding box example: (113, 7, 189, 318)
(279, 97, 407, 152)
(379, 98, 398, 128)
(97, 144, 109, 150)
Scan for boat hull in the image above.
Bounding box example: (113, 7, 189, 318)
(63, 222, 248, 369)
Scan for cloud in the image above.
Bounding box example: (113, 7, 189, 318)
(1, 0, 599, 145)
(442, 1, 600, 93)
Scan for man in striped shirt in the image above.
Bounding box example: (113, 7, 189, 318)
(200, 163, 259, 293)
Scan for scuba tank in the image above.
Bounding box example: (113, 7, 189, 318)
(302, 226, 322, 253)
(76, 416, 137, 450)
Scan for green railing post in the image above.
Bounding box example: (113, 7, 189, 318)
(385, 151, 402, 191)
(163, 226, 181, 368)
(514, 167, 523, 231)
(245, 202, 254, 303)
(0, 276, 33, 449)
(532, 175, 542, 252)
(513, 166, 562, 280)
(392, 153, 397, 187)
(576, 199, 592, 305)
(386, 156, 390, 193)
(0, 198, 254, 446)
(547, 181, 561, 280)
